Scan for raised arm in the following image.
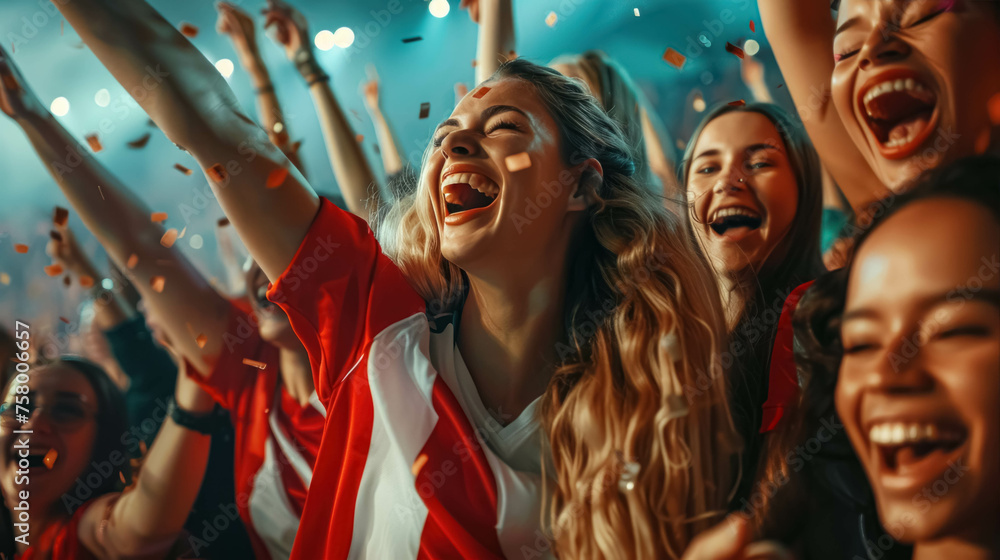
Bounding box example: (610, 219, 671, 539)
(1, 47, 233, 375)
(264, 0, 381, 222)
(44, 1, 319, 281)
(362, 75, 405, 177)
(759, 0, 887, 210)
(217, 1, 305, 174)
(79, 363, 214, 559)
(464, 0, 515, 84)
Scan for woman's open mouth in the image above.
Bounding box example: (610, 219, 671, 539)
(707, 206, 763, 242)
(442, 171, 500, 224)
(857, 70, 940, 161)
(868, 419, 967, 490)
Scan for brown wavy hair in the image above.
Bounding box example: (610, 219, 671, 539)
(377, 59, 739, 559)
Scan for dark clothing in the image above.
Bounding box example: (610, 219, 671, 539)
(104, 316, 255, 560)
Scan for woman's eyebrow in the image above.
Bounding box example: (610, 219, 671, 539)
(835, 15, 861, 37)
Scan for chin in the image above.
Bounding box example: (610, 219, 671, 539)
(876, 493, 972, 545)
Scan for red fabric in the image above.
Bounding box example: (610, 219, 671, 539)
(760, 280, 815, 433)
(185, 301, 323, 559)
(17, 500, 98, 560)
(270, 199, 510, 559)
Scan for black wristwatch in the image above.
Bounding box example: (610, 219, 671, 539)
(167, 397, 224, 435)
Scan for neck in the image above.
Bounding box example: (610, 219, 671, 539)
(458, 271, 567, 425)
(914, 532, 1000, 560)
(718, 273, 745, 329)
(278, 343, 314, 406)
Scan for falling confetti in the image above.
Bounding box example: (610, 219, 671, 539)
(725, 42, 746, 59)
(179, 23, 199, 38)
(355, 134, 364, 143)
(750, 20, 755, 32)
(545, 11, 558, 27)
(207, 163, 227, 182)
(411, 454, 428, 476)
(266, 167, 290, 189)
(242, 358, 267, 370)
(50, 230, 63, 242)
(662, 48, 686, 70)
(419, 102, 431, 119)
(0, 273, 9, 285)
(79, 275, 94, 288)
(151, 212, 168, 223)
(196, 333, 208, 348)
(988, 93, 1000, 125)
(60, 317, 70, 324)
(634, 8, 640, 16)
(472, 87, 491, 99)
(44, 449, 58, 469)
(53, 206, 69, 226)
(44, 264, 64, 277)
(174, 163, 193, 175)
(139, 441, 148, 455)
(217, 217, 230, 227)
(777, 84, 784, 89)
(504, 152, 531, 172)
(127, 253, 139, 269)
(119, 472, 126, 484)
(85, 134, 103, 153)
(150, 276, 166, 293)
(728, 99, 747, 107)
(63, 275, 71, 287)
(402, 36, 423, 43)
(160, 229, 179, 248)
(14, 244, 28, 254)
(127, 132, 152, 149)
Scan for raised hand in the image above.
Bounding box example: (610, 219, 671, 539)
(263, 0, 311, 62)
(46, 211, 98, 281)
(0, 43, 47, 121)
(741, 54, 765, 89)
(216, 1, 259, 58)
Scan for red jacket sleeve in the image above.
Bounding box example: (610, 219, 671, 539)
(267, 198, 425, 407)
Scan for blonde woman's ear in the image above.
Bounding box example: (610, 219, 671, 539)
(567, 159, 604, 212)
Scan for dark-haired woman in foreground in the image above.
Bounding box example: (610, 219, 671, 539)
(0, 357, 213, 559)
(795, 157, 1000, 559)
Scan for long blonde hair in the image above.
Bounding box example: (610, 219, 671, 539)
(377, 59, 739, 559)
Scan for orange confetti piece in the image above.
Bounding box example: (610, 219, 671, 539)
(472, 87, 491, 99)
(127, 132, 152, 149)
(988, 93, 1000, 126)
(60, 317, 70, 324)
(150, 212, 168, 223)
(504, 152, 532, 172)
(79, 275, 94, 288)
(53, 206, 69, 226)
(662, 48, 686, 69)
(207, 163, 227, 182)
(174, 163, 193, 176)
(13, 244, 28, 254)
(150, 276, 166, 293)
(179, 23, 199, 38)
(119, 471, 126, 484)
(217, 217, 230, 227)
(0, 273, 10, 285)
(728, 99, 747, 107)
(725, 42, 746, 59)
(266, 167, 289, 189)
(44, 264, 64, 277)
(750, 20, 755, 32)
(196, 333, 208, 349)
(127, 253, 139, 269)
(85, 134, 103, 153)
(471, 59, 477, 68)
(44, 449, 58, 469)
(419, 102, 431, 119)
(355, 134, 364, 143)
(160, 229, 179, 248)
(242, 358, 267, 370)
(545, 11, 558, 27)
(411, 454, 428, 476)
(139, 441, 148, 455)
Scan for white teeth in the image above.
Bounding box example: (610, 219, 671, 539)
(709, 206, 760, 223)
(442, 172, 499, 198)
(868, 421, 962, 445)
(883, 132, 917, 148)
(862, 77, 932, 114)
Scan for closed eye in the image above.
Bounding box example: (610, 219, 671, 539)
(834, 49, 859, 62)
(908, 9, 945, 28)
(938, 325, 990, 339)
(843, 342, 877, 355)
(486, 119, 521, 134)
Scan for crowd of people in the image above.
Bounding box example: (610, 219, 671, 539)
(0, 0, 996, 558)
